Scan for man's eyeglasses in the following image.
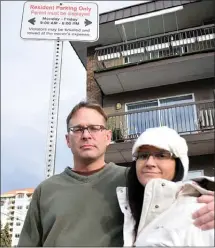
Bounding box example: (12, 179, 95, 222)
(68, 125, 106, 135)
(135, 151, 175, 161)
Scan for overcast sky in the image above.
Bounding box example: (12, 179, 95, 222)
(1, 1, 143, 193)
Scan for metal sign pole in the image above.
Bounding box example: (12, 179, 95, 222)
(45, 40, 63, 178)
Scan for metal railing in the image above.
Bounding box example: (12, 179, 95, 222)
(94, 24, 215, 71)
(107, 100, 215, 142)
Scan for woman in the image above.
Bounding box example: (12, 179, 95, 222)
(117, 126, 214, 246)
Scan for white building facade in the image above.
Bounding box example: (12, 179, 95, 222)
(0, 188, 34, 247)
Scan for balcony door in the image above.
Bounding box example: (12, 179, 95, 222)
(126, 94, 197, 136)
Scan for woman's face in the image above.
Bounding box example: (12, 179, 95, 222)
(136, 145, 176, 186)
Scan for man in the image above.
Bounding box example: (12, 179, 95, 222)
(18, 101, 214, 246)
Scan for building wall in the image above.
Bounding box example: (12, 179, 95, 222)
(102, 78, 214, 115)
(12, 194, 31, 246)
(0, 190, 33, 247)
(86, 46, 102, 105)
(1, 197, 14, 229)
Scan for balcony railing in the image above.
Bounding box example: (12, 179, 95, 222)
(94, 24, 215, 71)
(107, 100, 215, 142)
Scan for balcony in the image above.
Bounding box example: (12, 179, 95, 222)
(9, 210, 15, 215)
(9, 200, 15, 205)
(8, 206, 15, 210)
(105, 99, 214, 163)
(93, 25, 215, 95)
(7, 217, 14, 222)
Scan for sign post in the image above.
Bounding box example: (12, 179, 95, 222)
(20, 1, 99, 178)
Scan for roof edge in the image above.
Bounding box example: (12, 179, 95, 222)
(99, 0, 152, 16)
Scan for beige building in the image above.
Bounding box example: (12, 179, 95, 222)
(1, 188, 34, 247)
(71, 0, 215, 177)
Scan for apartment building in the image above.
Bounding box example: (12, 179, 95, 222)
(0, 188, 34, 247)
(71, 0, 215, 178)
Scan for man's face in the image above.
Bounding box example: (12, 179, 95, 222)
(65, 107, 112, 163)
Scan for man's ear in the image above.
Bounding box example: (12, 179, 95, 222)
(106, 129, 112, 144)
(65, 134, 70, 147)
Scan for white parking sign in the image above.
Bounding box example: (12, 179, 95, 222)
(20, 1, 99, 42)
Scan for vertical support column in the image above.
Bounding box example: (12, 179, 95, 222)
(45, 40, 63, 178)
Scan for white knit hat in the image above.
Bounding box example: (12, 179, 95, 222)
(132, 126, 189, 180)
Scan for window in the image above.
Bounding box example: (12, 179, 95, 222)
(186, 170, 204, 180)
(16, 222, 21, 226)
(17, 193, 24, 198)
(17, 206, 23, 210)
(15, 234, 20, 238)
(126, 94, 197, 136)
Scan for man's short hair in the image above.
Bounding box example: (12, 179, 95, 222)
(66, 101, 108, 131)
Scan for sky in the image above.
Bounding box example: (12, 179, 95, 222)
(1, 1, 143, 193)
